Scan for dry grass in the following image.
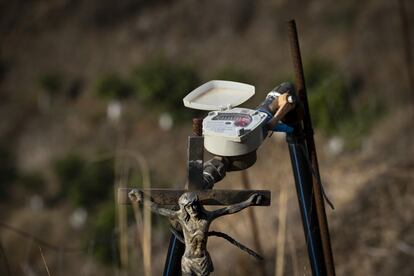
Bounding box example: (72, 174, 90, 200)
(275, 187, 288, 276)
(39, 247, 51, 276)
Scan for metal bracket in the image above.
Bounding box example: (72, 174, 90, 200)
(187, 136, 204, 190)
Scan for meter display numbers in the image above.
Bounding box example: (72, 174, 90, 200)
(212, 113, 252, 127)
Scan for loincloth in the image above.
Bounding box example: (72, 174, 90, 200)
(181, 252, 214, 276)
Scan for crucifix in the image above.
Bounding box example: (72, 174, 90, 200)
(118, 132, 271, 276)
(127, 190, 265, 276)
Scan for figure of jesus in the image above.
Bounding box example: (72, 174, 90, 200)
(129, 189, 262, 276)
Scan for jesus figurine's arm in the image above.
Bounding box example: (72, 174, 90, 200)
(128, 189, 177, 218)
(209, 193, 262, 220)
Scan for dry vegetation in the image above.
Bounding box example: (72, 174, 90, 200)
(0, 0, 413, 275)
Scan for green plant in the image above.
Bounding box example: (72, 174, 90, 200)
(86, 200, 137, 265)
(339, 99, 384, 149)
(0, 146, 17, 199)
(18, 171, 45, 193)
(305, 57, 383, 148)
(131, 56, 200, 120)
(305, 58, 352, 134)
(38, 73, 63, 96)
(54, 154, 114, 209)
(94, 73, 133, 100)
(322, 2, 358, 31)
(308, 74, 350, 134)
(305, 58, 334, 89)
(87, 202, 119, 265)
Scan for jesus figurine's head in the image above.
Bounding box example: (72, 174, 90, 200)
(178, 192, 201, 220)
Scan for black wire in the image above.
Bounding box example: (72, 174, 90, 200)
(298, 144, 335, 210)
(208, 231, 263, 261)
(168, 227, 263, 261)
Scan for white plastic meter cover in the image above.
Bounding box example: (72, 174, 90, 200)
(183, 80, 255, 111)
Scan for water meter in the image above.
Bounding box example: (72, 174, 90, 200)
(183, 80, 269, 157)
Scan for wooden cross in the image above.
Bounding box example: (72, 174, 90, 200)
(116, 133, 271, 276)
(118, 188, 270, 206)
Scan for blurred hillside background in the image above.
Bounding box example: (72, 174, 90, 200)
(1, 0, 414, 275)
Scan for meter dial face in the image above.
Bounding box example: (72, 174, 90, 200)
(212, 113, 252, 127)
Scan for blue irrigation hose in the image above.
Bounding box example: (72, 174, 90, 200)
(257, 108, 294, 134)
(164, 236, 177, 275)
(290, 143, 320, 276)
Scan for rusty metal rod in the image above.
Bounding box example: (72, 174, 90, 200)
(287, 19, 336, 276)
(192, 118, 203, 136)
